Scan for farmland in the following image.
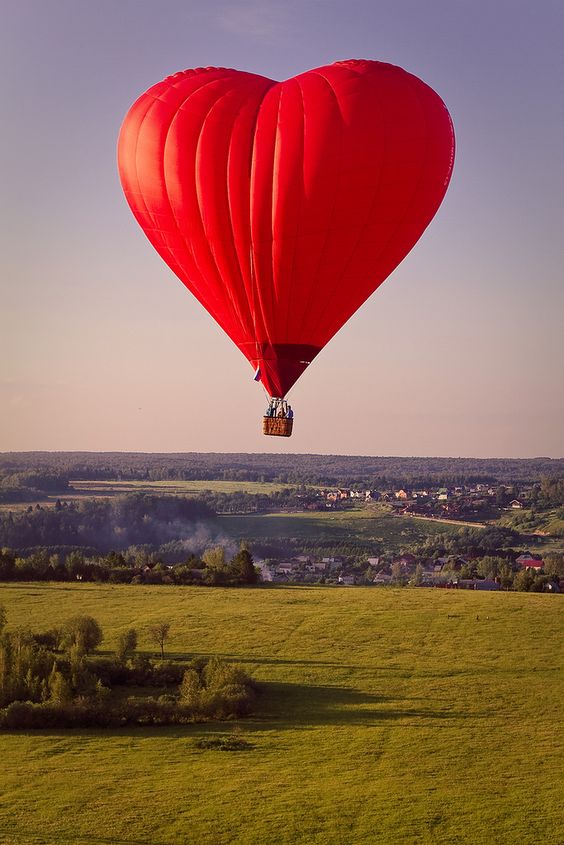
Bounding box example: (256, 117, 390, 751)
(0, 478, 294, 512)
(0, 583, 562, 845)
(218, 508, 460, 552)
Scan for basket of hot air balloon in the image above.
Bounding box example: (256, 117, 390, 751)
(263, 416, 293, 437)
(118, 60, 455, 437)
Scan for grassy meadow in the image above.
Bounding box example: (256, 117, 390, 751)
(0, 583, 562, 845)
(0, 479, 294, 512)
(218, 508, 460, 551)
(72, 479, 294, 496)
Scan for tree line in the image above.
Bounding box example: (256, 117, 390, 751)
(2, 451, 562, 487)
(0, 546, 258, 586)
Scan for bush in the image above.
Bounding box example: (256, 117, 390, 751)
(179, 657, 256, 718)
(195, 733, 254, 751)
(60, 616, 103, 653)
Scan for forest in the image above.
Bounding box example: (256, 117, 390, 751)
(1, 451, 563, 487)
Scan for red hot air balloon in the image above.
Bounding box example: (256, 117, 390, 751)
(118, 60, 455, 436)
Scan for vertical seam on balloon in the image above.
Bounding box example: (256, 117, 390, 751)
(193, 86, 257, 335)
(246, 81, 280, 390)
(281, 78, 306, 345)
(303, 66, 390, 344)
(225, 81, 276, 354)
(360, 78, 434, 301)
(251, 85, 282, 365)
(270, 86, 283, 333)
(135, 76, 227, 319)
(309, 73, 440, 349)
(291, 70, 345, 343)
(225, 104, 254, 343)
(130, 98, 164, 242)
(162, 79, 238, 321)
(247, 95, 263, 366)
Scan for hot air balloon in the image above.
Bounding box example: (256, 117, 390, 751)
(118, 60, 455, 437)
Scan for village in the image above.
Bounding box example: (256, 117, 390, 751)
(257, 550, 550, 589)
(313, 480, 533, 518)
(257, 480, 559, 589)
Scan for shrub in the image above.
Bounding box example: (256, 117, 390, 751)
(60, 616, 103, 654)
(115, 629, 137, 663)
(195, 734, 254, 751)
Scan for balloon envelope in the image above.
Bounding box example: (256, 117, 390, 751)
(118, 60, 455, 397)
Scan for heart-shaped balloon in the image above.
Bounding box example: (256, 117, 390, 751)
(118, 60, 454, 398)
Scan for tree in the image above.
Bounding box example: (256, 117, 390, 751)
(391, 562, 404, 583)
(230, 550, 258, 584)
(476, 556, 506, 580)
(202, 546, 227, 571)
(148, 621, 171, 660)
(178, 668, 201, 705)
(413, 563, 424, 586)
(115, 629, 138, 663)
(0, 550, 15, 581)
(543, 552, 564, 578)
(60, 616, 103, 654)
(49, 665, 72, 703)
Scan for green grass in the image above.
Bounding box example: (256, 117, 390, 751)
(0, 583, 562, 845)
(72, 479, 295, 495)
(500, 507, 564, 540)
(0, 479, 295, 512)
(217, 507, 460, 551)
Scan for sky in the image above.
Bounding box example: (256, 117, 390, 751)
(1, 0, 563, 458)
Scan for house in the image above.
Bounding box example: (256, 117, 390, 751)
(516, 554, 543, 570)
(322, 557, 343, 571)
(395, 489, 411, 500)
(338, 574, 355, 586)
(372, 572, 392, 584)
(509, 500, 524, 509)
(458, 579, 500, 591)
(365, 490, 380, 501)
(276, 560, 300, 575)
(393, 553, 417, 569)
(437, 488, 450, 501)
(306, 560, 327, 573)
(367, 557, 380, 567)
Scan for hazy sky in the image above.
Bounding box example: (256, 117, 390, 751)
(1, 0, 563, 457)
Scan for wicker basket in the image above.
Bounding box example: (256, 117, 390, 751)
(263, 416, 293, 437)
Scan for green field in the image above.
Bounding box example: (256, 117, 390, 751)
(218, 508, 460, 551)
(72, 479, 294, 496)
(0, 479, 295, 512)
(1, 583, 562, 845)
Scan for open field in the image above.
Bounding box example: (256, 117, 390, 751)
(72, 479, 295, 496)
(217, 508, 461, 551)
(0, 479, 295, 512)
(0, 583, 562, 845)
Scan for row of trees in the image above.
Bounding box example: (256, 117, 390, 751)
(0, 546, 258, 586)
(0, 609, 256, 729)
